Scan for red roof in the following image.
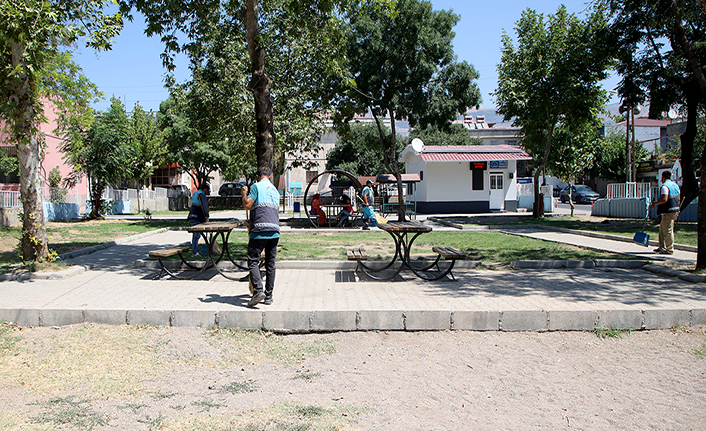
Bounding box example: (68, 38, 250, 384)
(418, 145, 532, 162)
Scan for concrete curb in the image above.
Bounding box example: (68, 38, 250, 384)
(643, 264, 706, 283)
(3, 307, 705, 333)
(0, 265, 89, 282)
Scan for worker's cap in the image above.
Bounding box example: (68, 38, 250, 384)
(366, 179, 373, 185)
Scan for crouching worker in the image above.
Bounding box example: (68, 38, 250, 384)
(241, 167, 280, 307)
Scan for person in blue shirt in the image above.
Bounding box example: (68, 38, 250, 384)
(241, 167, 280, 307)
(649, 170, 680, 255)
(187, 182, 210, 256)
(361, 179, 376, 230)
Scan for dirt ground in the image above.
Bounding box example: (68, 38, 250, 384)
(1, 324, 705, 430)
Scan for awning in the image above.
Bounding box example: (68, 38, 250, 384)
(420, 152, 531, 162)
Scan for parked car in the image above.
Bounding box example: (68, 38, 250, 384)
(218, 182, 246, 196)
(559, 185, 600, 204)
(168, 184, 191, 198)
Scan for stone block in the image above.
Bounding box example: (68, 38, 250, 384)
(0, 309, 40, 327)
(84, 310, 127, 325)
(564, 260, 595, 269)
(263, 311, 310, 333)
(501, 310, 547, 331)
(511, 260, 563, 269)
(173, 310, 217, 328)
(310, 311, 357, 332)
(596, 310, 643, 330)
(127, 310, 171, 327)
(594, 260, 646, 268)
(643, 309, 691, 330)
(41, 309, 84, 327)
(405, 310, 451, 331)
(548, 310, 597, 331)
(691, 309, 706, 326)
(357, 310, 405, 331)
(217, 310, 262, 330)
(452, 311, 499, 331)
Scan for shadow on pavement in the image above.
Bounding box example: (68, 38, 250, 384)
(420, 268, 706, 306)
(198, 293, 249, 307)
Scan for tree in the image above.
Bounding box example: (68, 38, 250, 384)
(588, 129, 649, 183)
(127, 102, 164, 212)
(128, 0, 368, 180)
(326, 123, 402, 176)
(546, 124, 598, 216)
(337, 0, 481, 220)
(602, 0, 706, 268)
(66, 97, 132, 219)
(494, 5, 611, 218)
(0, 0, 122, 261)
(409, 124, 481, 147)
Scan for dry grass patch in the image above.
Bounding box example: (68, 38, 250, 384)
(0, 324, 172, 397)
(206, 328, 337, 366)
(156, 402, 371, 431)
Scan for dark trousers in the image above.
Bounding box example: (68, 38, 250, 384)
(247, 237, 279, 296)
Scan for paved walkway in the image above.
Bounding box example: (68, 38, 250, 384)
(1, 221, 705, 332)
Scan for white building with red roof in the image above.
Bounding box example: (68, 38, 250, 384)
(399, 144, 532, 213)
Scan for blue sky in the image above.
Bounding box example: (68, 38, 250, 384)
(74, 1, 620, 113)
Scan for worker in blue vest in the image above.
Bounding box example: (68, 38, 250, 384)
(241, 167, 280, 307)
(187, 182, 210, 256)
(649, 170, 680, 255)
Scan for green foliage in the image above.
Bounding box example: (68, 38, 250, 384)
(692, 343, 706, 358)
(47, 167, 67, 203)
(409, 123, 481, 146)
(588, 128, 649, 182)
(127, 102, 164, 186)
(326, 123, 401, 176)
(546, 124, 599, 183)
(591, 327, 631, 339)
(494, 5, 611, 216)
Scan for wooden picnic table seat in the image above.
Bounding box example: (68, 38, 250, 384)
(149, 247, 190, 259)
(347, 247, 368, 261)
(432, 246, 466, 261)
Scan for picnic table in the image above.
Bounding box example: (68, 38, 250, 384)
(150, 221, 248, 280)
(354, 221, 464, 281)
(320, 204, 360, 227)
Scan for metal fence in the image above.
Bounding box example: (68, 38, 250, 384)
(0, 191, 20, 208)
(518, 183, 553, 197)
(607, 182, 652, 200)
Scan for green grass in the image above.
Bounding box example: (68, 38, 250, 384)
(591, 327, 632, 339)
(157, 229, 629, 264)
(449, 215, 697, 247)
(692, 343, 706, 358)
(0, 220, 188, 274)
(29, 396, 109, 430)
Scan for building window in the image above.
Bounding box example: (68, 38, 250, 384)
(306, 170, 318, 184)
(490, 173, 504, 190)
(472, 169, 484, 190)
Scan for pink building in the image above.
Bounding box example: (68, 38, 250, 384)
(0, 100, 89, 206)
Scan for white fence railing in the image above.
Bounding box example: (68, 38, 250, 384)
(517, 183, 553, 197)
(607, 182, 652, 199)
(155, 187, 168, 198)
(0, 191, 20, 208)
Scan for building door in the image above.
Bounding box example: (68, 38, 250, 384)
(489, 172, 504, 210)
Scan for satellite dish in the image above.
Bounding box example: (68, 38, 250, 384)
(411, 138, 424, 153)
(668, 109, 677, 120)
(632, 105, 641, 116)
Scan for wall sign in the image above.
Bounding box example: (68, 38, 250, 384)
(489, 160, 508, 169)
(469, 161, 487, 170)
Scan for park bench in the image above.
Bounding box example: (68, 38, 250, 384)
(149, 246, 193, 279)
(431, 246, 466, 280)
(347, 247, 368, 273)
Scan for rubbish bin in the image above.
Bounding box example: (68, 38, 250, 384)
(293, 201, 301, 214)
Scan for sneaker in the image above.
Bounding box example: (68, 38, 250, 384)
(263, 296, 273, 305)
(654, 248, 673, 255)
(247, 292, 265, 308)
(362, 226, 370, 230)
(192, 252, 202, 257)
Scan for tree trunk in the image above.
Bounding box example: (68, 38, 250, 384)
(679, 91, 700, 209)
(10, 40, 49, 262)
(696, 160, 706, 271)
(246, 0, 276, 173)
(387, 109, 406, 222)
(533, 125, 554, 218)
